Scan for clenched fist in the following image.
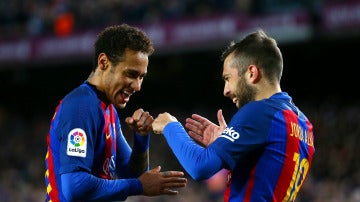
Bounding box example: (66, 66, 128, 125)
(125, 108, 154, 136)
(152, 112, 178, 134)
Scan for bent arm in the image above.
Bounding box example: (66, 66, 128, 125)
(129, 133, 150, 174)
(61, 171, 142, 201)
(116, 132, 150, 178)
(163, 122, 223, 180)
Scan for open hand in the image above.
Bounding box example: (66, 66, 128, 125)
(185, 109, 227, 147)
(138, 166, 187, 196)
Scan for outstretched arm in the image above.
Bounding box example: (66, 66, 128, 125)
(185, 109, 227, 147)
(61, 166, 187, 201)
(152, 113, 224, 180)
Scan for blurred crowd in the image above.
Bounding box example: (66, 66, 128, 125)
(0, 0, 344, 39)
(0, 100, 360, 202)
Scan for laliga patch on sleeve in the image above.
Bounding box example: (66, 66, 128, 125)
(67, 128, 87, 157)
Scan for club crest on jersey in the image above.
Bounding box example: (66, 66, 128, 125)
(67, 128, 87, 157)
(220, 127, 240, 142)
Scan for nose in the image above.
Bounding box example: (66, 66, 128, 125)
(223, 83, 230, 97)
(131, 78, 142, 92)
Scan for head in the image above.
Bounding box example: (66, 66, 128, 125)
(221, 29, 283, 108)
(88, 24, 154, 109)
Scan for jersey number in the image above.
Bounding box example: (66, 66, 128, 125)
(283, 152, 309, 202)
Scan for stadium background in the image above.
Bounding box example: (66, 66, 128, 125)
(0, 0, 360, 201)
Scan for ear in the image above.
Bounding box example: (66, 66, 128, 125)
(248, 65, 260, 83)
(97, 53, 109, 70)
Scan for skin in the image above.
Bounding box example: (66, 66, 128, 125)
(152, 52, 281, 147)
(88, 48, 148, 110)
(87, 48, 187, 195)
(88, 48, 153, 136)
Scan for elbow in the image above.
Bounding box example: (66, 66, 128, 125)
(61, 172, 88, 201)
(62, 182, 79, 201)
(62, 180, 82, 201)
(187, 165, 213, 181)
(191, 173, 208, 181)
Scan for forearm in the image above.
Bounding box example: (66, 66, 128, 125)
(129, 133, 150, 174)
(163, 122, 223, 180)
(61, 171, 142, 201)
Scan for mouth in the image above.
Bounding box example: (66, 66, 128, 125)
(232, 97, 238, 104)
(120, 90, 133, 103)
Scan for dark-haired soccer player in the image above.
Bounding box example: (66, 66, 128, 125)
(153, 29, 314, 201)
(45, 24, 187, 202)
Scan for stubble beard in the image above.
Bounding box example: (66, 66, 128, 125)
(235, 78, 256, 109)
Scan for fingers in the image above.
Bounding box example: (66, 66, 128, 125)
(191, 113, 211, 124)
(160, 171, 187, 185)
(161, 172, 187, 195)
(217, 109, 227, 128)
(161, 170, 184, 177)
(153, 170, 187, 195)
(152, 113, 178, 134)
(185, 116, 206, 143)
(162, 189, 179, 195)
(185, 114, 212, 131)
(141, 167, 187, 196)
(185, 120, 203, 134)
(133, 109, 154, 128)
(161, 181, 187, 195)
(162, 176, 187, 185)
(126, 108, 154, 134)
(150, 165, 161, 173)
(185, 117, 201, 128)
(152, 115, 163, 134)
(188, 131, 203, 142)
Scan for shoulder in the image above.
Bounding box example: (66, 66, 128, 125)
(60, 83, 102, 118)
(232, 101, 268, 121)
(64, 83, 99, 106)
(230, 97, 285, 126)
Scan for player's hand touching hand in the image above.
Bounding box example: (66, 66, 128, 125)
(152, 112, 178, 134)
(138, 166, 187, 196)
(125, 108, 154, 136)
(185, 109, 227, 147)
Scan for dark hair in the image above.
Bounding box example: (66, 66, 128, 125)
(92, 24, 154, 70)
(221, 29, 283, 83)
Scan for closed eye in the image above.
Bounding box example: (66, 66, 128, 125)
(125, 69, 147, 80)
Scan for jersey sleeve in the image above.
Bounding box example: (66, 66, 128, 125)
(57, 90, 103, 175)
(209, 102, 270, 170)
(115, 131, 150, 178)
(61, 171, 142, 201)
(114, 108, 150, 178)
(163, 122, 223, 180)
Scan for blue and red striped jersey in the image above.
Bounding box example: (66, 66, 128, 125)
(212, 92, 314, 201)
(45, 81, 142, 201)
(163, 92, 314, 202)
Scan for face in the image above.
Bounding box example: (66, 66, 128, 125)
(102, 49, 149, 109)
(222, 53, 256, 108)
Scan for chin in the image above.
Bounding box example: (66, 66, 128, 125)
(116, 103, 126, 109)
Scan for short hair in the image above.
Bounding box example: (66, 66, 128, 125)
(221, 29, 283, 83)
(92, 24, 154, 70)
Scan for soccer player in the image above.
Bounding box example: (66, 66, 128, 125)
(45, 24, 187, 202)
(152, 29, 315, 201)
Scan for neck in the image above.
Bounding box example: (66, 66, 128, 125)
(255, 84, 281, 101)
(86, 72, 111, 105)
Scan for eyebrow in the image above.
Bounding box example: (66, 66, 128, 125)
(126, 68, 147, 77)
(222, 73, 229, 80)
